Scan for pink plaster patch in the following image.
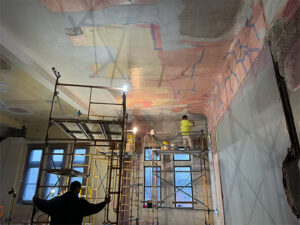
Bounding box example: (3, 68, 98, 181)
(205, 0, 267, 131)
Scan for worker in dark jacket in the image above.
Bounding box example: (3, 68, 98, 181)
(33, 181, 111, 224)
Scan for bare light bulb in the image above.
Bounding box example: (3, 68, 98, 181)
(122, 85, 128, 93)
(133, 127, 138, 134)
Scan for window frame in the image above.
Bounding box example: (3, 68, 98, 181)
(20, 144, 44, 204)
(44, 144, 67, 199)
(173, 166, 194, 209)
(144, 147, 161, 161)
(71, 147, 88, 186)
(173, 147, 191, 161)
(143, 166, 161, 206)
(20, 144, 70, 204)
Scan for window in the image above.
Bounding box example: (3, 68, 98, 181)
(21, 148, 43, 203)
(174, 167, 193, 208)
(174, 147, 190, 161)
(144, 147, 160, 161)
(71, 148, 87, 184)
(45, 149, 64, 199)
(144, 167, 161, 204)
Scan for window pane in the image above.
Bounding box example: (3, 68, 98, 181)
(22, 167, 40, 201)
(71, 167, 84, 183)
(73, 167, 84, 173)
(175, 187, 193, 208)
(145, 167, 152, 186)
(145, 187, 160, 201)
(144, 187, 152, 201)
(26, 168, 40, 183)
(45, 187, 59, 199)
(175, 167, 191, 186)
(144, 166, 161, 203)
(145, 167, 160, 186)
(71, 149, 86, 185)
(45, 173, 60, 198)
(52, 149, 64, 163)
(174, 147, 190, 160)
(174, 167, 191, 171)
(145, 148, 160, 161)
(71, 176, 83, 184)
(29, 149, 42, 162)
(22, 184, 37, 201)
(74, 149, 86, 163)
(176, 203, 193, 208)
(45, 149, 64, 198)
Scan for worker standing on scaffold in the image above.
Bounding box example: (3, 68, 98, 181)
(181, 115, 194, 151)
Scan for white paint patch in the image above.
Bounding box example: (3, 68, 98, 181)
(258, 27, 267, 40)
(263, 0, 289, 24)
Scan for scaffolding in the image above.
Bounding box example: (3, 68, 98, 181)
(30, 68, 134, 225)
(120, 133, 141, 225)
(144, 132, 214, 225)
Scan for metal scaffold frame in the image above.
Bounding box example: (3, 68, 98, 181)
(119, 132, 141, 225)
(144, 132, 214, 225)
(30, 68, 130, 225)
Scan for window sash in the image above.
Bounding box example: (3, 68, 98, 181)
(144, 166, 161, 203)
(71, 148, 87, 184)
(144, 148, 161, 161)
(174, 166, 193, 208)
(21, 148, 43, 203)
(45, 149, 64, 199)
(173, 147, 190, 161)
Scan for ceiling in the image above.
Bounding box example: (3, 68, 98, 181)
(0, 0, 290, 133)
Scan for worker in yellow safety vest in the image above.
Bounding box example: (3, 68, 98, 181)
(181, 115, 194, 151)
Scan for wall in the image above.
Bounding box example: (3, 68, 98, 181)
(216, 47, 299, 225)
(0, 138, 32, 224)
(209, 130, 225, 225)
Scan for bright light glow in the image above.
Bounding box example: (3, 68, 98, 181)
(50, 188, 55, 194)
(133, 127, 138, 134)
(150, 129, 155, 136)
(122, 85, 128, 93)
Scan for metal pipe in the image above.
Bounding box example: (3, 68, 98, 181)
(57, 82, 122, 91)
(87, 87, 93, 119)
(90, 102, 123, 106)
(47, 138, 122, 142)
(271, 52, 300, 157)
(50, 118, 123, 124)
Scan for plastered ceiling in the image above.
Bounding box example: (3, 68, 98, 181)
(0, 0, 296, 132)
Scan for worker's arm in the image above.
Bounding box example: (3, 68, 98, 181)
(81, 196, 111, 216)
(33, 197, 53, 215)
(33, 194, 60, 215)
(188, 120, 194, 127)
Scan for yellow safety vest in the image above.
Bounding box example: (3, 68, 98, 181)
(181, 120, 193, 135)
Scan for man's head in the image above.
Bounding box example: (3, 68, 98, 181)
(182, 115, 188, 120)
(70, 181, 81, 195)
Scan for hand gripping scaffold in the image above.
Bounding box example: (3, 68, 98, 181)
(31, 68, 128, 225)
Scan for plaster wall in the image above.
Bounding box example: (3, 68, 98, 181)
(216, 47, 299, 225)
(0, 138, 34, 224)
